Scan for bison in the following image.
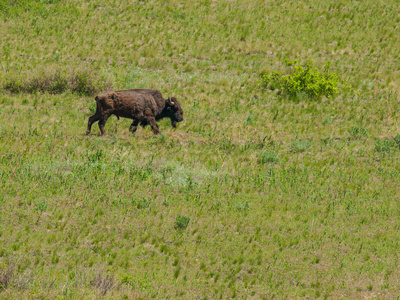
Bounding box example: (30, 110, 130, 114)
(85, 89, 183, 136)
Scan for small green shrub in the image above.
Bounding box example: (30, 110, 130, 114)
(261, 59, 349, 99)
(258, 151, 279, 164)
(175, 215, 190, 230)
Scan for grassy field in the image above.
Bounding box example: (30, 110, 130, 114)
(1, 0, 400, 298)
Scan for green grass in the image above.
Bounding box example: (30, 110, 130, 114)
(1, 0, 400, 298)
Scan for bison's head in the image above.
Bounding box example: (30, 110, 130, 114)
(166, 96, 183, 127)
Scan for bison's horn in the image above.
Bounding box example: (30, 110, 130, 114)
(168, 95, 174, 105)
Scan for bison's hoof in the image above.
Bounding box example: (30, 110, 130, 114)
(85, 130, 90, 135)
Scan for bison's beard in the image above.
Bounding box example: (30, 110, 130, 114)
(171, 120, 177, 128)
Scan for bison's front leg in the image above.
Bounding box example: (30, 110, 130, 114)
(86, 113, 101, 135)
(98, 113, 110, 136)
(148, 117, 160, 135)
(143, 109, 160, 135)
(129, 120, 139, 136)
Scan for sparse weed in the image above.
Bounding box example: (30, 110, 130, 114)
(321, 137, 333, 145)
(13, 269, 34, 291)
(244, 113, 255, 125)
(290, 140, 313, 153)
(348, 126, 368, 139)
(375, 139, 396, 153)
(394, 134, 400, 145)
(35, 200, 48, 213)
(322, 115, 334, 125)
(87, 150, 103, 163)
(235, 201, 249, 212)
(91, 269, 115, 296)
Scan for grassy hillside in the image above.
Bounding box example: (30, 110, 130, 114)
(1, 0, 400, 298)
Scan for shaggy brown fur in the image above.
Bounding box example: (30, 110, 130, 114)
(85, 89, 184, 136)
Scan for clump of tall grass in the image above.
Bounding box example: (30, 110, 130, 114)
(132, 197, 151, 209)
(2, 67, 114, 96)
(0, 260, 15, 291)
(374, 135, 400, 154)
(258, 150, 279, 164)
(348, 126, 368, 139)
(175, 215, 190, 230)
(91, 269, 116, 296)
(0, 0, 57, 18)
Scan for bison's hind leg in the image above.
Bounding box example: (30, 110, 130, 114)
(129, 120, 139, 136)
